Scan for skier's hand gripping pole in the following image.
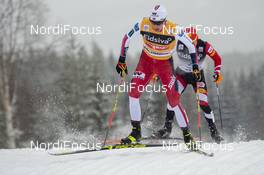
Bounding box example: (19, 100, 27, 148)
(116, 56, 128, 78)
(213, 72, 223, 85)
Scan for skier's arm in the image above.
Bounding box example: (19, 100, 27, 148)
(176, 31, 201, 81)
(119, 22, 141, 60)
(116, 22, 141, 77)
(176, 31, 197, 65)
(205, 42, 222, 84)
(205, 42, 222, 73)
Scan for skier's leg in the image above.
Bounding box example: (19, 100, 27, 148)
(152, 107, 175, 138)
(191, 71, 215, 123)
(152, 75, 188, 138)
(155, 60, 188, 127)
(156, 60, 198, 149)
(165, 74, 188, 121)
(192, 71, 223, 143)
(128, 52, 153, 121)
(198, 89, 223, 143)
(169, 102, 197, 150)
(121, 51, 153, 144)
(129, 96, 141, 122)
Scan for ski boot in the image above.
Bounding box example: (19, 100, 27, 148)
(209, 123, 224, 144)
(152, 121, 172, 138)
(182, 127, 198, 151)
(121, 121, 141, 144)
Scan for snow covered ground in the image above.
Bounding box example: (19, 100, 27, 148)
(0, 140, 264, 175)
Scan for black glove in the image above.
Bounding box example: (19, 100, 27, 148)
(192, 64, 201, 82)
(116, 56, 128, 77)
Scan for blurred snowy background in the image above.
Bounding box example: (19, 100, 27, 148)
(0, 0, 264, 148)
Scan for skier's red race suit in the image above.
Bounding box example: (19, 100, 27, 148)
(120, 17, 196, 127)
(167, 39, 222, 122)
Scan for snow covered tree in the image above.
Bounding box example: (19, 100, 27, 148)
(85, 42, 111, 133)
(57, 39, 112, 136)
(220, 72, 238, 140)
(237, 64, 264, 140)
(0, 0, 47, 148)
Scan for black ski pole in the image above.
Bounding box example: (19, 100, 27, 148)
(216, 84, 223, 130)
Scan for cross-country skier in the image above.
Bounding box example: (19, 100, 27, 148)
(152, 27, 224, 143)
(115, 5, 199, 148)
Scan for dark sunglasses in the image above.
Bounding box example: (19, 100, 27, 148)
(149, 18, 165, 25)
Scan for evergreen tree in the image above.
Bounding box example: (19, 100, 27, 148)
(57, 40, 112, 137)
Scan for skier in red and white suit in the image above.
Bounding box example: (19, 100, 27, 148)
(116, 5, 198, 146)
(153, 27, 224, 143)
